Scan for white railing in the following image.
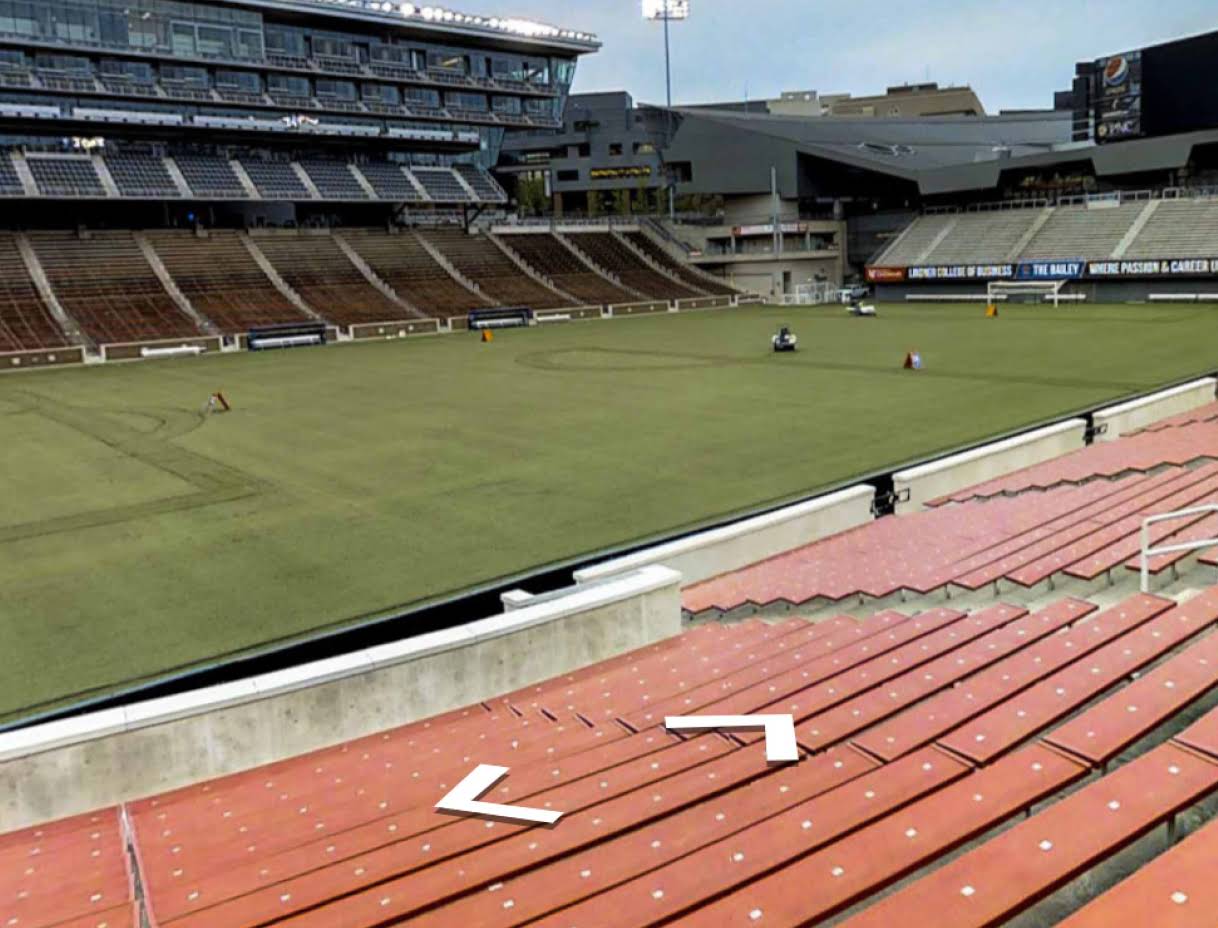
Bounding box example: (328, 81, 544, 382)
(1140, 506, 1218, 593)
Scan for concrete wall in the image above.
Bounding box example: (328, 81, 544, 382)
(894, 419, 1088, 512)
(1093, 378, 1217, 441)
(609, 300, 670, 316)
(101, 337, 222, 361)
(574, 485, 875, 588)
(676, 296, 733, 311)
(349, 319, 441, 340)
(536, 306, 603, 322)
(0, 346, 84, 370)
(0, 566, 681, 832)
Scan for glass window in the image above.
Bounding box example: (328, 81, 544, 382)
(445, 91, 487, 111)
(160, 63, 208, 86)
(0, 49, 26, 69)
(403, 86, 440, 108)
(315, 78, 355, 100)
(267, 73, 309, 96)
(101, 58, 155, 81)
(362, 83, 399, 105)
(428, 49, 466, 73)
(215, 69, 260, 92)
(196, 24, 232, 58)
(492, 96, 521, 114)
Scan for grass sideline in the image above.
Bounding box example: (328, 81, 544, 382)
(1, 301, 1215, 722)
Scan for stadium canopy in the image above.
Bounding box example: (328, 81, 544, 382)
(660, 106, 1218, 199)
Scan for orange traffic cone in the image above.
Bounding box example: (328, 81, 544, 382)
(481, 329, 494, 343)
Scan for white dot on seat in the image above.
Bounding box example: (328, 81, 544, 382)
(1171, 891, 1189, 905)
(961, 886, 976, 897)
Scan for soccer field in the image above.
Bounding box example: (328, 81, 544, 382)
(1, 302, 1215, 722)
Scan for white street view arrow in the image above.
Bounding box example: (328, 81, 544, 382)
(436, 764, 562, 825)
(664, 714, 800, 763)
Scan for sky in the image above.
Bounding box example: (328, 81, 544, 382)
(456, 0, 1216, 113)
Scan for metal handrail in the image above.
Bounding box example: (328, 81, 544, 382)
(1140, 505, 1218, 593)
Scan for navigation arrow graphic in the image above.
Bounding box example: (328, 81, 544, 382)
(665, 714, 800, 763)
(436, 765, 562, 825)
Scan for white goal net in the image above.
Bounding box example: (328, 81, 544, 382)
(987, 280, 1067, 307)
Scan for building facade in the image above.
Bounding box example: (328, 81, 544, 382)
(0, 0, 598, 224)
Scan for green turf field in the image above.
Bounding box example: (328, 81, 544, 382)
(1, 302, 1215, 722)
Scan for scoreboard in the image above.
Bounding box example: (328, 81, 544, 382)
(1085, 30, 1218, 145)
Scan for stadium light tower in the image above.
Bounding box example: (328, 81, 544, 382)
(643, 0, 689, 221)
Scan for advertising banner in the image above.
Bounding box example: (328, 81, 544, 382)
(906, 264, 1015, 281)
(1086, 258, 1218, 278)
(1016, 260, 1086, 280)
(1094, 50, 1144, 143)
(865, 266, 907, 283)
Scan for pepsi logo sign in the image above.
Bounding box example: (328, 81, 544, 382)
(1104, 55, 1130, 88)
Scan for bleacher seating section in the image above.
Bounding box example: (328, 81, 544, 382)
(28, 231, 200, 345)
(147, 230, 310, 332)
(453, 163, 507, 203)
(411, 166, 473, 202)
(298, 160, 368, 200)
(623, 230, 737, 295)
(1019, 201, 1146, 261)
(420, 229, 569, 309)
(238, 159, 310, 200)
(497, 233, 636, 305)
(878, 196, 1218, 267)
(357, 162, 424, 201)
(0, 235, 68, 352)
(172, 156, 246, 199)
(567, 231, 702, 300)
(254, 234, 410, 324)
(0, 151, 22, 195)
(25, 156, 106, 198)
(7, 576, 1218, 926)
(342, 229, 489, 317)
(104, 153, 180, 198)
(919, 209, 1041, 264)
(1123, 199, 1218, 259)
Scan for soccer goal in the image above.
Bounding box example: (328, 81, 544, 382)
(987, 280, 1067, 307)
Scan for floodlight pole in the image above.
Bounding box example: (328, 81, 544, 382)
(663, 11, 675, 222)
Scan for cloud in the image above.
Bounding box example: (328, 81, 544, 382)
(454, 0, 1216, 113)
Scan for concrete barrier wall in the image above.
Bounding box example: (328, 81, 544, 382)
(676, 296, 733, 311)
(0, 566, 681, 831)
(101, 337, 222, 361)
(349, 319, 441, 340)
(1093, 378, 1217, 440)
(894, 418, 1088, 512)
(574, 485, 875, 588)
(0, 346, 85, 370)
(536, 305, 603, 322)
(609, 301, 670, 317)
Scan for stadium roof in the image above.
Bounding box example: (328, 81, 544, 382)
(232, 0, 600, 52)
(663, 107, 1218, 199)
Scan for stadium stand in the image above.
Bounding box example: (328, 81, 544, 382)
(1122, 198, 1218, 258)
(341, 229, 490, 317)
(495, 233, 637, 305)
(420, 229, 570, 309)
(622, 230, 737, 295)
(252, 233, 412, 325)
(103, 154, 181, 198)
(683, 416, 1218, 614)
(0, 235, 69, 352)
(29, 231, 201, 344)
(237, 158, 311, 200)
(1018, 201, 1146, 260)
(874, 212, 956, 265)
(8, 585, 1218, 926)
(147, 231, 311, 332)
(297, 160, 368, 200)
(566, 232, 702, 300)
(356, 162, 425, 201)
(25, 155, 106, 198)
(453, 163, 508, 203)
(0, 151, 24, 195)
(171, 156, 247, 199)
(411, 166, 474, 202)
(916, 209, 1043, 264)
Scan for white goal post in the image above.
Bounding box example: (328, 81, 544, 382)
(987, 279, 1067, 307)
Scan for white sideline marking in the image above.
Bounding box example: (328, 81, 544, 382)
(665, 715, 799, 763)
(436, 765, 561, 825)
